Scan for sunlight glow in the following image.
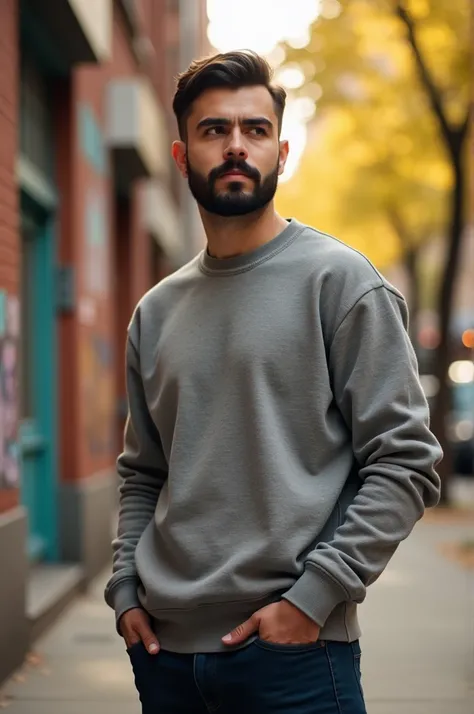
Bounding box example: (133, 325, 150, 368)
(276, 65, 306, 90)
(207, 0, 320, 55)
(266, 45, 287, 68)
(319, 0, 342, 20)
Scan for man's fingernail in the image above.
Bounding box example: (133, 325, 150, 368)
(222, 634, 232, 643)
(148, 643, 159, 653)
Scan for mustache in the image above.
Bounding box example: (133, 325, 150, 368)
(209, 160, 261, 183)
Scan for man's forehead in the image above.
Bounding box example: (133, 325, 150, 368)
(190, 86, 276, 124)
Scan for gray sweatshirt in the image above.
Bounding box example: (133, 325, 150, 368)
(104, 218, 442, 652)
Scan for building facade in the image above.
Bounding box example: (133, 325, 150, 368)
(0, 0, 209, 683)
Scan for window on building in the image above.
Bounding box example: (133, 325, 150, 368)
(19, 54, 54, 180)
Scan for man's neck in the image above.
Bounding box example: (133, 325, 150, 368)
(200, 205, 289, 260)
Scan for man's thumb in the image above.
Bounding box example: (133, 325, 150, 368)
(222, 615, 258, 645)
(138, 623, 160, 655)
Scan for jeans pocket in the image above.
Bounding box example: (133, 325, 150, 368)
(354, 654, 361, 678)
(350, 640, 364, 701)
(127, 641, 145, 657)
(351, 640, 362, 674)
(324, 642, 367, 714)
(127, 641, 153, 703)
(350, 639, 362, 658)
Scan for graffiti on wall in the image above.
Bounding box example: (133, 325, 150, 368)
(82, 186, 114, 457)
(81, 332, 115, 456)
(78, 102, 115, 460)
(84, 187, 109, 298)
(0, 291, 20, 489)
(78, 102, 106, 177)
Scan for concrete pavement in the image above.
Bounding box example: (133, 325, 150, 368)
(1, 513, 473, 714)
(358, 514, 474, 714)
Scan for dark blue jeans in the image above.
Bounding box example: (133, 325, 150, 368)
(127, 638, 367, 713)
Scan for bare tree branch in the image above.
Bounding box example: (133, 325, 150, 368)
(395, 1, 456, 154)
(386, 205, 411, 249)
(458, 106, 471, 142)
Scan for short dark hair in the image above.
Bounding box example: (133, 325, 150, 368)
(173, 50, 287, 140)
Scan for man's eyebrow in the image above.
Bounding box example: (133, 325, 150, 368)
(196, 117, 274, 130)
(241, 117, 273, 128)
(196, 117, 232, 129)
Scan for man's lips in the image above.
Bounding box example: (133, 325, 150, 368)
(221, 170, 251, 179)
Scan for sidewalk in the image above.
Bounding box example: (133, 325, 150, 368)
(1, 514, 473, 714)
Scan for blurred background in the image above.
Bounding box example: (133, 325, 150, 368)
(0, 0, 472, 710)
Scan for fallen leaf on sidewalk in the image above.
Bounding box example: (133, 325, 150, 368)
(439, 542, 474, 570)
(424, 507, 474, 524)
(25, 652, 43, 667)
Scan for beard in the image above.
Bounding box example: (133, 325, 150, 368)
(186, 156, 280, 217)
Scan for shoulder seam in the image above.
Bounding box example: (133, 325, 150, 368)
(304, 225, 384, 282)
(384, 285, 405, 303)
(331, 283, 386, 345)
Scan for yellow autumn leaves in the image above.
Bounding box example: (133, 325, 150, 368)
(276, 0, 469, 269)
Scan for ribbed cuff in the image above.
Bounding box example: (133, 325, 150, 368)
(282, 567, 347, 628)
(110, 580, 142, 636)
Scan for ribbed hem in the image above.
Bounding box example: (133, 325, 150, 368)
(282, 566, 347, 628)
(109, 579, 142, 636)
(148, 589, 360, 653)
(151, 594, 280, 653)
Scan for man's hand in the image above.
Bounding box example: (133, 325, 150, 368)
(119, 608, 160, 654)
(222, 600, 320, 646)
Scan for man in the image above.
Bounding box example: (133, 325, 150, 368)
(105, 50, 442, 713)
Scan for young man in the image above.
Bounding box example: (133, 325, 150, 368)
(105, 51, 442, 713)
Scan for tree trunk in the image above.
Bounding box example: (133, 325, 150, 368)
(431, 159, 465, 505)
(385, 207, 420, 347)
(403, 247, 420, 348)
(392, 4, 469, 506)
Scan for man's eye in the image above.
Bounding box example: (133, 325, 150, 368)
(206, 126, 226, 135)
(250, 127, 267, 136)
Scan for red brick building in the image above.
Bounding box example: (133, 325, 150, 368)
(0, 0, 209, 683)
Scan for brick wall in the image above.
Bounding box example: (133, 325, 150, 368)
(67, 4, 157, 482)
(55, 77, 80, 487)
(0, 0, 19, 514)
(0, 0, 18, 293)
(0, 0, 19, 296)
(0, 0, 183, 501)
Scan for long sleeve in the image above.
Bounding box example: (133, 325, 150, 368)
(283, 285, 442, 627)
(104, 334, 168, 630)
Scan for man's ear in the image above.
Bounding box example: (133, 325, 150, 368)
(172, 141, 187, 177)
(278, 139, 289, 176)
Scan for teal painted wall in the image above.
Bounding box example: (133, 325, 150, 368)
(19, 196, 59, 561)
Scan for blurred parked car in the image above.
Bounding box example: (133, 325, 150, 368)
(448, 378, 474, 476)
(420, 361, 474, 477)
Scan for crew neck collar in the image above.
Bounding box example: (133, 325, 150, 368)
(199, 218, 303, 276)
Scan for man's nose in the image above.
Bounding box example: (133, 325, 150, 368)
(224, 130, 248, 161)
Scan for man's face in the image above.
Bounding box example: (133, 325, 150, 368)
(173, 86, 289, 217)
